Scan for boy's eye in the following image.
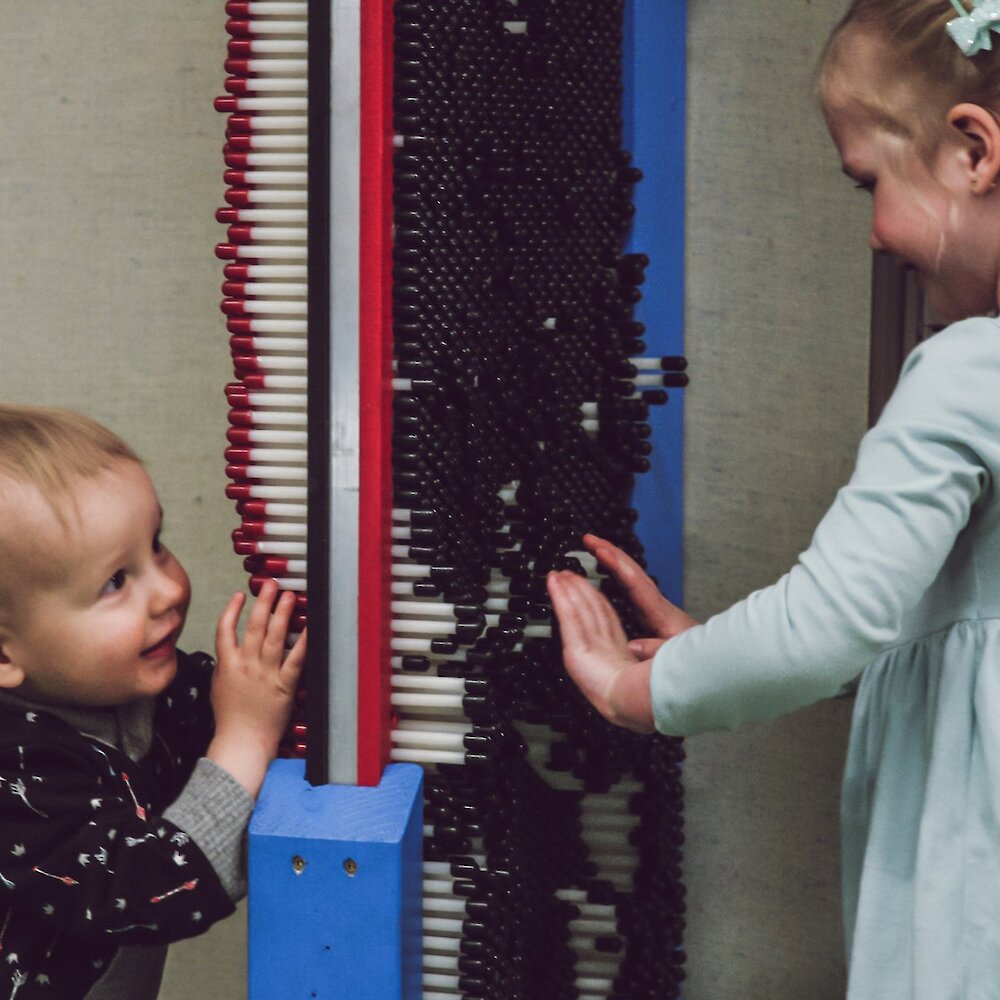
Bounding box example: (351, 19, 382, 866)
(854, 180, 875, 194)
(102, 570, 127, 595)
(152, 532, 163, 554)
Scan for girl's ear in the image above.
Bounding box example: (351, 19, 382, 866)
(948, 102, 1000, 192)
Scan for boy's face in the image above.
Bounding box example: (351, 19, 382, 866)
(0, 460, 191, 708)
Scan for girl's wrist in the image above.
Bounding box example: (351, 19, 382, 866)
(607, 659, 656, 733)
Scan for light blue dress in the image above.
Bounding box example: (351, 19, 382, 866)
(649, 317, 1000, 999)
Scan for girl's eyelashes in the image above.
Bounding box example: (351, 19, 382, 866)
(854, 178, 875, 194)
(152, 531, 163, 554)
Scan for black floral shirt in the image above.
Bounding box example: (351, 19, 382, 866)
(0, 652, 235, 999)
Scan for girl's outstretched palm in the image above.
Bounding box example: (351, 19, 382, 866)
(547, 534, 698, 733)
(582, 533, 698, 656)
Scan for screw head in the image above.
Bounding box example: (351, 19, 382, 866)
(343, 858, 358, 877)
(292, 855, 307, 875)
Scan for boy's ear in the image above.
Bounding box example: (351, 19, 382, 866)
(948, 103, 1000, 192)
(0, 642, 25, 690)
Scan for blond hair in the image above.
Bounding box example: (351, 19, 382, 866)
(0, 405, 140, 504)
(821, 0, 1000, 152)
(0, 406, 141, 626)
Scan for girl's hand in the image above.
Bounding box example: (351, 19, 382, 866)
(547, 569, 656, 733)
(583, 533, 699, 639)
(207, 579, 306, 797)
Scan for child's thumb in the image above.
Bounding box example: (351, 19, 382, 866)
(628, 637, 666, 660)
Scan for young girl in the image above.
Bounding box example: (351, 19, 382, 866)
(548, 1, 1000, 996)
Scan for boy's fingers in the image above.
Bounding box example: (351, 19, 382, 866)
(244, 578, 280, 643)
(269, 586, 296, 620)
(215, 591, 246, 653)
(261, 590, 297, 654)
(279, 628, 307, 685)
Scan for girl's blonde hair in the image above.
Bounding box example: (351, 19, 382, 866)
(821, 0, 1000, 151)
(0, 404, 140, 509)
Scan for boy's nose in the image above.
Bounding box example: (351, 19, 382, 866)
(151, 559, 191, 618)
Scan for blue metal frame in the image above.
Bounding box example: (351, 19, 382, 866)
(625, 0, 687, 605)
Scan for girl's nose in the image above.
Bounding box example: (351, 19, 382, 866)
(869, 227, 884, 252)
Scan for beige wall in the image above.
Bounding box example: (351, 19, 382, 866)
(0, 5, 247, 995)
(682, 2, 870, 997)
(0, 2, 870, 997)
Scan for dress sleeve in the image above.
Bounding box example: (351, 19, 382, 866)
(0, 736, 235, 946)
(650, 318, 1000, 735)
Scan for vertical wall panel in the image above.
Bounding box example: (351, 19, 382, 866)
(683, 1, 871, 997)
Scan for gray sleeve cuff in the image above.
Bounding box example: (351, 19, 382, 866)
(162, 757, 255, 903)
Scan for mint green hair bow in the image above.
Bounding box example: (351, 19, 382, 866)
(947, 0, 1000, 55)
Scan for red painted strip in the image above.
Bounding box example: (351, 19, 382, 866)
(355, 0, 395, 786)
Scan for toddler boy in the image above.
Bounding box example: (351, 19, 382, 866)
(0, 404, 305, 999)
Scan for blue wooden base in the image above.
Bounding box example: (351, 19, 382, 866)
(248, 760, 424, 1000)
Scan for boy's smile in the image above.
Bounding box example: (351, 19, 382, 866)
(0, 460, 191, 707)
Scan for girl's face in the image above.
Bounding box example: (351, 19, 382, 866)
(822, 25, 1000, 323)
(826, 97, 998, 322)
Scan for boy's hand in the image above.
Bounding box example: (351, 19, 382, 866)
(547, 569, 656, 733)
(207, 579, 306, 797)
